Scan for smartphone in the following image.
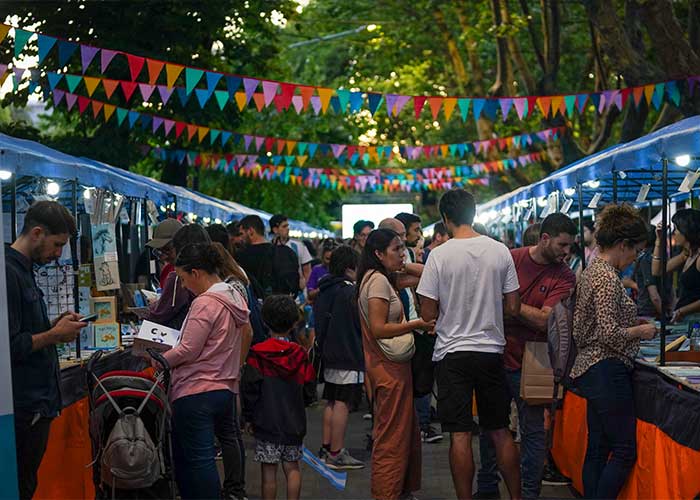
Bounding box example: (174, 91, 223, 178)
(79, 313, 98, 322)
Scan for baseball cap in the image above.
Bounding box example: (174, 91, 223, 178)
(146, 218, 183, 249)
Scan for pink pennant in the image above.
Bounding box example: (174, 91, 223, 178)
(244, 135, 253, 150)
(65, 92, 78, 111)
(100, 49, 118, 73)
(331, 144, 346, 158)
(262, 81, 279, 106)
(80, 45, 99, 74)
(138, 83, 155, 102)
(157, 85, 174, 105)
(394, 95, 411, 116)
(291, 95, 303, 114)
(513, 98, 527, 119)
(255, 136, 265, 151)
(163, 119, 175, 136)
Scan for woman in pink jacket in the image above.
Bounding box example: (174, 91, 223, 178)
(162, 243, 250, 499)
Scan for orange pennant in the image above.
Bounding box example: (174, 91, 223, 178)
(443, 97, 457, 120)
(643, 84, 655, 104)
(537, 97, 552, 117)
(166, 64, 185, 88)
(147, 59, 165, 85)
(296, 155, 308, 167)
(252, 93, 265, 112)
(276, 139, 286, 155)
(83, 76, 101, 97)
(427, 97, 443, 120)
(234, 91, 247, 111)
(186, 124, 198, 141)
(91, 100, 103, 119)
(551, 96, 563, 116)
(299, 86, 314, 110)
(102, 79, 119, 99)
(317, 88, 334, 114)
(369, 146, 379, 162)
(197, 127, 209, 143)
(440, 145, 449, 158)
(0, 25, 10, 43)
(286, 140, 297, 155)
(103, 103, 116, 121)
(632, 86, 645, 106)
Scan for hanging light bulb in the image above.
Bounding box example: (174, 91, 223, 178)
(0, 170, 12, 180)
(83, 188, 92, 199)
(46, 181, 60, 196)
(675, 154, 691, 167)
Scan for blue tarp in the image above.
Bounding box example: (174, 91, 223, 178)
(478, 115, 700, 214)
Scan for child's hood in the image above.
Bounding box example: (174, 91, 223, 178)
(248, 338, 314, 383)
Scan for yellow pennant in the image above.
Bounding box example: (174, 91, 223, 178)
(83, 76, 101, 97)
(166, 64, 185, 88)
(317, 88, 334, 113)
(197, 126, 209, 143)
(234, 91, 247, 111)
(296, 155, 308, 166)
(443, 97, 457, 120)
(103, 104, 116, 121)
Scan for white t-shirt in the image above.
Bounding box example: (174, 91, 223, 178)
(416, 236, 520, 361)
(286, 239, 313, 270)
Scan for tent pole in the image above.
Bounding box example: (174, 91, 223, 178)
(659, 157, 669, 366)
(71, 179, 80, 359)
(578, 182, 586, 271)
(10, 175, 16, 241)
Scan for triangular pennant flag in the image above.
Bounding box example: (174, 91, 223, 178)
(174, 121, 186, 139)
(234, 91, 247, 110)
(457, 98, 471, 121)
(77, 96, 90, 115)
(91, 100, 103, 119)
(185, 67, 205, 94)
(643, 84, 655, 105)
(472, 99, 486, 120)
(11, 67, 25, 90)
(632, 86, 645, 107)
(549, 96, 562, 116)
(513, 97, 527, 119)
(589, 92, 601, 111)
(652, 83, 665, 110)
(161, 119, 174, 136)
(483, 99, 499, 121)
(127, 110, 140, 128)
(214, 90, 228, 110)
(177, 87, 190, 106)
(116, 107, 128, 126)
(121, 81, 138, 101)
(14, 29, 33, 58)
(564, 95, 576, 117)
(98, 50, 117, 74)
(37, 35, 57, 63)
(166, 64, 185, 88)
(297, 155, 308, 167)
(386, 94, 399, 116)
(103, 103, 116, 121)
(243, 78, 259, 101)
(80, 45, 99, 74)
(65, 92, 78, 111)
(206, 71, 223, 91)
(300, 86, 315, 110)
(47, 72, 63, 90)
(64, 74, 82, 93)
(0, 25, 10, 44)
(58, 40, 78, 67)
(52, 89, 65, 106)
(575, 94, 588, 113)
(498, 98, 513, 121)
(666, 80, 681, 106)
(317, 88, 334, 114)
(367, 93, 383, 115)
(253, 93, 266, 112)
(157, 85, 174, 105)
(310, 96, 323, 115)
(83, 76, 100, 97)
(102, 79, 119, 99)
(146, 59, 165, 85)
(537, 96, 552, 117)
(221, 131, 232, 146)
(336, 89, 351, 113)
(226, 76, 241, 98)
(286, 140, 298, 155)
(349, 91, 363, 113)
(187, 124, 198, 141)
(209, 129, 221, 145)
(152, 116, 163, 133)
(443, 97, 457, 120)
(195, 88, 212, 108)
(138, 83, 155, 102)
(262, 81, 279, 106)
(427, 97, 443, 120)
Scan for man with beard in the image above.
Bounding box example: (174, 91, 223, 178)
(476, 213, 577, 499)
(6, 201, 87, 499)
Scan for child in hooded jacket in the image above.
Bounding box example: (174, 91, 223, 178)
(242, 295, 315, 500)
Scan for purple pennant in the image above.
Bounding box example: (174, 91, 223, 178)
(243, 78, 259, 102)
(80, 45, 99, 74)
(499, 98, 513, 122)
(138, 83, 155, 102)
(612, 90, 623, 110)
(537, 131, 548, 141)
(235, 155, 247, 166)
(101, 49, 118, 73)
(331, 144, 346, 158)
(411, 147, 421, 160)
(310, 95, 322, 115)
(262, 81, 279, 106)
(65, 93, 78, 111)
(394, 95, 411, 115)
(599, 91, 612, 113)
(0, 64, 7, 80)
(688, 77, 700, 96)
(163, 119, 175, 136)
(385, 94, 399, 116)
(157, 85, 174, 105)
(13, 67, 26, 89)
(291, 95, 303, 113)
(152, 117, 164, 133)
(247, 155, 258, 166)
(255, 136, 265, 151)
(244, 135, 253, 150)
(52, 89, 66, 106)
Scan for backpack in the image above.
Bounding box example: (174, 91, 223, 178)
(545, 291, 577, 448)
(246, 284, 269, 345)
(252, 244, 301, 298)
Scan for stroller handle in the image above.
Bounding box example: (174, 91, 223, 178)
(86, 349, 104, 375)
(147, 348, 171, 389)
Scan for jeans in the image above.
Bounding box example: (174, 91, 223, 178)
(415, 393, 432, 429)
(172, 390, 239, 499)
(223, 394, 246, 499)
(576, 359, 637, 499)
(14, 412, 53, 500)
(477, 369, 546, 499)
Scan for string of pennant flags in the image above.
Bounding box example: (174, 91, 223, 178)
(3, 24, 695, 125)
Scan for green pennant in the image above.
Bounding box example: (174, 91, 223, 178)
(14, 29, 32, 58)
(214, 90, 228, 110)
(297, 142, 308, 155)
(116, 108, 128, 126)
(209, 129, 221, 145)
(65, 74, 82, 93)
(457, 98, 471, 121)
(564, 95, 576, 117)
(336, 89, 351, 113)
(185, 67, 204, 94)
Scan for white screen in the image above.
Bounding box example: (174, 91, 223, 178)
(341, 203, 413, 239)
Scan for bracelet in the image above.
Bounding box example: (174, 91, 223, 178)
(652, 256, 661, 261)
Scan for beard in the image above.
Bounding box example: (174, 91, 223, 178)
(31, 242, 54, 265)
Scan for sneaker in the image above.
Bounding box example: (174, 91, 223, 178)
(472, 491, 500, 499)
(542, 462, 571, 485)
(326, 448, 365, 470)
(420, 425, 444, 443)
(318, 447, 330, 462)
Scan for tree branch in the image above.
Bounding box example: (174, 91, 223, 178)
(586, 107, 621, 155)
(518, 0, 546, 71)
(502, 0, 536, 94)
(488, 0, 510, 96)
(433, 7, 468, 94)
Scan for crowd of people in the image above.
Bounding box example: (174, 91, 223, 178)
(7, 194, 700, 500)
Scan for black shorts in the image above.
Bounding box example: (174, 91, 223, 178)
(322, 382, 363, 412)
(435, 351, 511, 433)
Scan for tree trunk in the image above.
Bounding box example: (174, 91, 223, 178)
(488, 0, 510, 97)
(501, 0, 537, 94)
(433, 7, 468, 94)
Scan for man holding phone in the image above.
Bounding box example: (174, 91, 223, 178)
(6, 201, 87, 499)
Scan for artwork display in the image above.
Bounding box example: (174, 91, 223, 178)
(90, 296, 117, 323)
(94, 323, 120, 349)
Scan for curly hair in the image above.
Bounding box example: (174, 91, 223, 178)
(594, 203, 648, 250)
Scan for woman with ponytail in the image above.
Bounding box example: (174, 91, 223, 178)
(162, 243, 250, 499)
(356, 229, 434, 500)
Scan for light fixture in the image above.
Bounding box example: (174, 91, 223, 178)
(585, 180, 600, 189)
(675, 154, 691, 167)
(0, 170, 12, 180)
(214, 218, 222, 224)
(203, 217, 211, 224)
(46, 181, 60, 196)
(310, 231, 318, 238)
(160, 205, 167, 213)
(518, 199, 530, 208)
(537, 197, 547, 207)
(188, 212, 196, 220)
(500, 206, 511, 216)
(169, 202, 176, 211)
(618, 170, 627, 179)
(564, 188, 576, 197)
(83, 188, 91, 199)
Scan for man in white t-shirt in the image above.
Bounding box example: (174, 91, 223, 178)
(269, 214, 313, 289)
(417, 189, 522, 500)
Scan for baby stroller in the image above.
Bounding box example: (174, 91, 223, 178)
(86, 349, 175, 499)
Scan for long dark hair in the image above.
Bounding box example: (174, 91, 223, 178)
(354, 228, 399, 302)
(175, 243, 224, 275)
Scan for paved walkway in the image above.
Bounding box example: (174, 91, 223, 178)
(237, 400, 575, 500)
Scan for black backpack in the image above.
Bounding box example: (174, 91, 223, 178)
(250, 244, 301, 298)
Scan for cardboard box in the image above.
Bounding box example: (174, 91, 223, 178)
(132, 320, 181, 355)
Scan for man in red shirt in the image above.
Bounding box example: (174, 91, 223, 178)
(476, 213, 576, 499)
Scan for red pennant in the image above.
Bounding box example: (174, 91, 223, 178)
(174, 121, 186, 139)
(147, 59, 165, 85)
(279, 83, 295, 110)
(273, 95, 286, 113)
(121, 80, 138, 101)
(77, 96, 90, 115)
(126, 54, 145, 81)
(347, 145, 357, 158)
(620, 88, 632, 109)
(414, 96, 427, 119)
(91, 100, 103, 119)
(265, 137, 275, 152)
(527, 96, 538, 116)
(103, 79, 119, 99)
(427, 97, 443, 120)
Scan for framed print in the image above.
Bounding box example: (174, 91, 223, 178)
(91, 296, 117, 323)
(94, 323, 120, 349)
